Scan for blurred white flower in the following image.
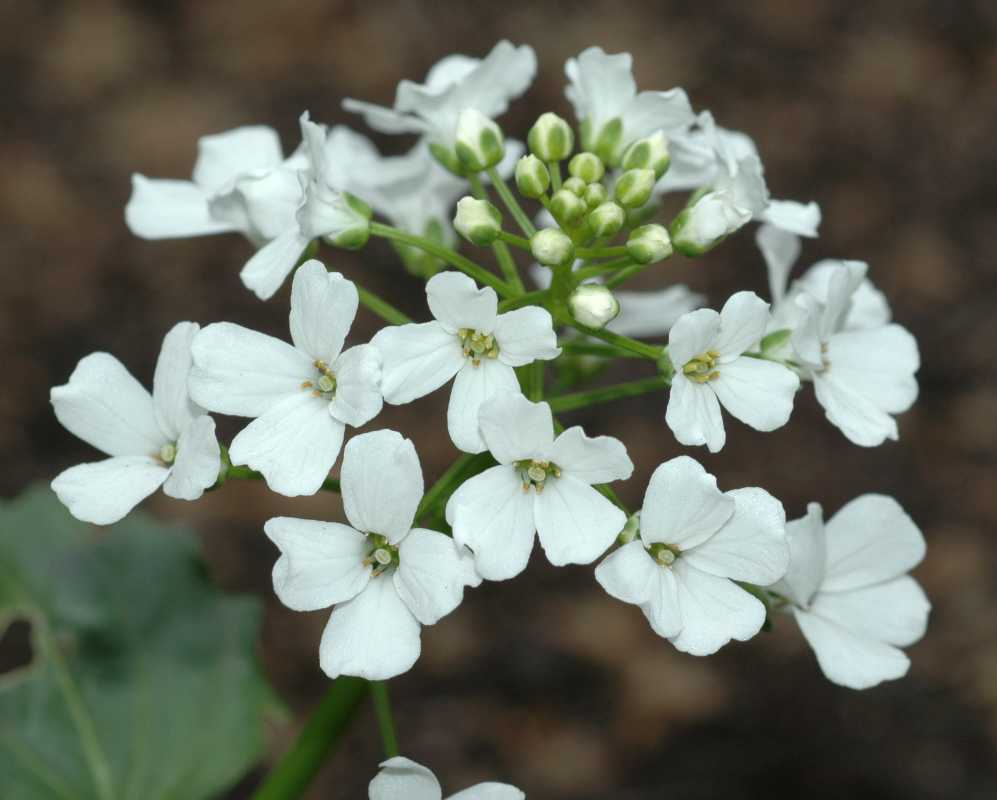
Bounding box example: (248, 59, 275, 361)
(369, 756, 524, 800)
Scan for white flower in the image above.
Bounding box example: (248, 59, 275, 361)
(665, 291, 800, 452)
(265, 430, 480, 681)
(188, 260, 381, 496)
(343, 41, 536, 160)
(372, 272, 560, 453)
(564, 46, 694, 163)
(369, 756, 524, 800)
(445, 392, 633, 581)
(596, 456, 788, 655)
(770, 496, 930, 689)
(51, 322, 221, 525)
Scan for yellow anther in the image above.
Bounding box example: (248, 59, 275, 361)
(683, 350, 721, 383)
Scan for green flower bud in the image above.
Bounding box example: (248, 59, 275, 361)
(568, 284, 620, 329)
(568, 151, 605, 184)
(626, 224, 673, 264)
(583, 182, 608, 209)
(515, 154, 550, 199)
(530, 227, 575, 267)
(586, 201, 625, 238)
(592, 117, 625, 165)
(454, 109, 505, 173)
(550, 189, 586, 225)
(326, 193, 372, 249)
(428, 142, 464, 176)
(621, 131, 671, 179)
(454, 196, 503, 246)
(562, 176, 587, 196)
(669, 193, 746, 256)
(614, 168, 656, 208)
(528, 112, 574, 162)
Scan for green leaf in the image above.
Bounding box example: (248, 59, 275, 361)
(0, 485, 278, 800)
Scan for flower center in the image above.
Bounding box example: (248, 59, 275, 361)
(363, 533, 400, 577)
(682, 350, 720, 383)
(458, 328, 499, 367)
(514, 458, 561, 494)
(647, 542, 681, 567)
(301, 360, 337, 398)
(158, 442, 177, 465)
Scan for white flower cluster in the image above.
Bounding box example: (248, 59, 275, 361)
(50, 41, 931, 787)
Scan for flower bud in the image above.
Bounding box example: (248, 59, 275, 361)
(550, 189, 586, 225)
(515, 154, 550, 198)
(530, 227, 575, 267)
(454, 109, 505, 172)
(621, 131, 671, 179)
(590, 117, 625, 165)
(669, 192, 750, 256)
(528, 112, 574, 162)
(583, 183, 608, 208)
(568, 152, 605, 184)
(454, 196, 503, 246)
(586, 201, 625, 238)
(614, 168, 655, 208)
(324, 193, 372, 249)
(569, 284, 620, 329)
(562, 176, 587, 196)
(626, 224, 673, 264)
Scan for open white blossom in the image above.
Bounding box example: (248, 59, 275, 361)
(770, 496, 930, 689)
(446, 392, 633, 580)
(595, 456, 788, 655)
(189, 260, 381, 496)
(51, 322, 221, 525)
(266, 430, 480, 680)
(665, 291, 800, 452)
(369, 757, 524, 800)
(372, 271, 560, 453)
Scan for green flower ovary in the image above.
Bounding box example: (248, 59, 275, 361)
(682, 350, 720, 383)
(514, 458, 562, 493)
(647, 542, 681, 567)
(364, 533, 400, 577)
(458, 328, 499, 366)
(303, 359, 337, 397)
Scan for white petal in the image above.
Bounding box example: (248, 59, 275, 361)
(478, 391, 553, 465)
(319, 577, 421, 680)
(51, 457, 168, 525)
(564, 46, 635, 130)
(329, 344, 383, 428)
(395, 528, 481, 625)
(287, 260, 358, 362)
(493, 306, 561, 367)
(341, 98, 430, 136)
(812, 576, 930, 648)
(819, 261, 868, 340)
(546, 426, 633, 485)
(240, 228, 312, 301)
(793, 608, 909, 690)
(153, 321, 201, 440)
(450, 40, 537, 120)
(446, 465, 536, 581)
(448, 783, 525, 800)
(125, 176, 236, 239)
(769, 503, 826, 608)
(51, 353, 165, 458)
(711, 356, 799, 432)
(213, 167, 304, 242)
(373, 322, 464, 405)
(341, 430, 423, 544)
(609, 286, 705, 339)
(812, 371, 899, 447)
(192, 125, 284, 192)
(594, 540, 658, 604)
(668, 561, 766, 656)
(621, 88, 695, 141)
(755, 224, 800, 304)
(426, 272, 498, 334)
(759, 199, 821, 238)
(821, 494, 925, 592)
(640, 567, 683, 639)
(189, 322, 312, 418)
(639, 456, 734, 550)
(715, 291, 770, 358)
(228, 392, 344, 496)
(447, 360, 520, 454)
(264, 517, 371, 611)
(825, 325, 919, 414)
(162, 415, 220, 501)
(665, 374, 726, 453)
(369, 757, 442, 800)
(534, 476, 626, 566)
(667, 308, 720, 367)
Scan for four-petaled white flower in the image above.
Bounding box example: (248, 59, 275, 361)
(770, 496, 930, 689)
(372, 271, 560, 453)
(189, 260, 382, 496)
(369, 757, 524, 800)
(446, 392, 633, 581)
(51, 322, 221, 525)
(665, 291, 800, 452)
(595, 456, 788, 655)
(266, 430, 480, 680)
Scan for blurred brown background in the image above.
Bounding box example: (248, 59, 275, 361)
(2, 1, 996, 797)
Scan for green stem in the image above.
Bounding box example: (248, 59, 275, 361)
(499, 289, 546, 312)
(357, 285, 411, 325)
(559, 315, 663, 360)
(604, 260, 652, 289)
(370, 222, 514, 299)
(467, 175, 526, 294)
(559, 340, 647, 359)
(548, 161, 562, 192)
(252, 678, 368, 800)
(547, 375, 669, 413)
(575, 245, 628, 259)
(369, 682, 399, 758)
(415, 454, 475, 522)
(573, 256, 635, 283)
(526, 361, 545, 401)
(487, 167, 536, 236)
(496, 230, 532, 250)
(222, 463, 340, 494)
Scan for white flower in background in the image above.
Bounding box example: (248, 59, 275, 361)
(665, 291, 800, 452)
(266, 430, 480, 681)
(51, 322, 221, 525)
(446, 392, 633, 581)
(372, 271, 560, 453)
(564, 46, 694, 164)
(595, 456, 788, 655)
(343, 40, 536, 171)
(189, 260, 381, 496)
(770, 496, 929, 689)
(369, 757, 524, 800)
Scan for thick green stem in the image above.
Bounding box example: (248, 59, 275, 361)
(548, 375, 669, 413)
(415, 454, 475, 523)
(357, 285, 412, 325)
(467, 175, 526, 294)
(559, 340, 647, 359)
(604, 260, 652, 289)
(548, 161, 562, 192)
(526, 361, 545, 401)
(369, 682, 399, 758)
(252, 678, 368, 800)
(576, 245, 628, 259)
(499, 289, 547, 312)
(487, 166, 536, 237)
(573, 256, 635, 283)
(496, 230, 532, 250)
(558, 314, 663, 360)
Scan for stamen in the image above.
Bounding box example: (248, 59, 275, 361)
(683, 350, 721, 383)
